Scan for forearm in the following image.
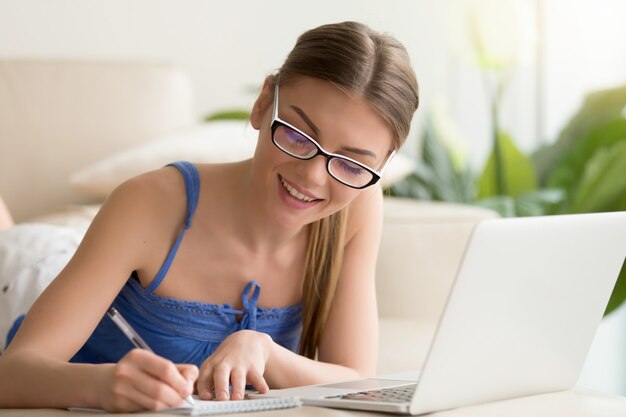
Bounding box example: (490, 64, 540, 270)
(0, 195, 13, 230)
(0, 351, 108, 409)
(264, 340, 364, 388)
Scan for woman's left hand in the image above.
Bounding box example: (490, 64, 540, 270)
(197, 330, 272, 401)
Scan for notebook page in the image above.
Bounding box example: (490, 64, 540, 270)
(166, 396, 302, 415)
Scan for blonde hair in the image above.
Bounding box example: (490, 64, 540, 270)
(276, 21, 419, 359)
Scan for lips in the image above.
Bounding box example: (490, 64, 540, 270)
(278, 175, 321, 204)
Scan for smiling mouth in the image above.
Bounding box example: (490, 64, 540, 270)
(279, 175, 319, 203)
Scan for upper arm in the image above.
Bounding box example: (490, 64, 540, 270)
(317, 187, 383, 375)
(4, 171, 181, 361)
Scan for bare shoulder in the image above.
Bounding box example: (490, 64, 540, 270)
(84, 166, 188, 267)
(102, 165, 186, 227)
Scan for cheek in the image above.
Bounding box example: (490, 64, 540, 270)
(253, 130, 282, 167)
(328, 183, 361, 207)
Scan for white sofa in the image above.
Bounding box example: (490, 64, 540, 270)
(0, 59, 497, 376)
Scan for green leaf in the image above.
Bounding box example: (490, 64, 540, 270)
(478, 131, 536, 199)
(204, 109, 250, 122)
(618, 191, 626, 211)
(513, 188, 566, 217)
(387, 171, 435, 200)
(533, 84, 626, 186)
(605, 259, 626, 317)
(570, 141, 626, 213)
(547, 118, 626, 212)
(421, 121, 475, 203)
(389, 118, 475, 203)
(474, 188, 565, 217)
(475, 195, 517, 217)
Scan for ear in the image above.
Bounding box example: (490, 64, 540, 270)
(250, 77, 274, 130)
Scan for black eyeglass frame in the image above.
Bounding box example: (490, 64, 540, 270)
(270, 81, 396, 190)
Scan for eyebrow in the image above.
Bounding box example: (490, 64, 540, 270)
(290, 105, 377, 159)
(340, 146, 377, 159)
(291, 105, 320, 136)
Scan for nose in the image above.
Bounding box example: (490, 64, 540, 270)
(295, 154, 328, 187)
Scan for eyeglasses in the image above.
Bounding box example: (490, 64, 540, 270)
(270, 82, 395, 189)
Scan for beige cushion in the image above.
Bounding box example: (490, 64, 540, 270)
(68, 121, 259, 198)
(376, 199, 499, 319)
(0, 59, 196, 222)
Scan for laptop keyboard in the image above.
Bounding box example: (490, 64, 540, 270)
(325, 383, 417, 403)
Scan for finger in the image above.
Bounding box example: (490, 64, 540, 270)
(177, 364, 199, 383)
(246, 370, 269, 394)
(176, 364, 199, 393)
(212, 364, 232, 401)
(113, 381, 170, 412)
(197, 363, 215, 400)
(132, 372, 188, 408)
(131, 350, 190, 398)
(124, 351, 190, 407)
(229, 368, 246, 401)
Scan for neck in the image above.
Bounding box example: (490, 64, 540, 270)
(224, 161, 308, 255)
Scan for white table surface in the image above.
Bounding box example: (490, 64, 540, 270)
(1, 389, 625, 417)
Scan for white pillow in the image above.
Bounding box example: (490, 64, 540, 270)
(0, 224, 83, 350)
(70, 121, 259, 198)
(69, 120, 415, 199)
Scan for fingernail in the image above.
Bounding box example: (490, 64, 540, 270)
(232, 392, 243, 400)
(218, 389, 229, 400)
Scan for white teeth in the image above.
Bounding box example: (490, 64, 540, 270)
(280, 177, 316, 202)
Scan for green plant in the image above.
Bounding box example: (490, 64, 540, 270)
(204, 109, 250, 122)
(535, 85, 626, 214)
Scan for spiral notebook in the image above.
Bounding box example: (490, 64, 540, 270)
(69, 396, 302, 415)
(160, 396, 302, 415)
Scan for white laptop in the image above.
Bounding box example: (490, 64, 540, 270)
(251, 212, 626, 414)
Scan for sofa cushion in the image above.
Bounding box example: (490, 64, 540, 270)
(376, 198, 499, 323)
(0, 59, 195, 222)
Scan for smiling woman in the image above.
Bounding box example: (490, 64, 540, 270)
(0, 21, 419, 412)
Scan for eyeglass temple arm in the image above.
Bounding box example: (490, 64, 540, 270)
(378, 149, 397, 175)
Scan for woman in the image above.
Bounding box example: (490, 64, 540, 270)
(0, 21, 418, 412)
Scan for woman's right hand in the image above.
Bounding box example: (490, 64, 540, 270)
(98, 349, 198, 412)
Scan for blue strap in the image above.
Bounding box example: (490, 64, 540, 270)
(167, 161, 200, 230)
(146, 161, 201, 294)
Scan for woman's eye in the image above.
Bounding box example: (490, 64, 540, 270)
(285, 128, 310, 145)
(336, 159, 366, 176)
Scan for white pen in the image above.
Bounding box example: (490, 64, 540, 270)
(106, 306, 195, 407)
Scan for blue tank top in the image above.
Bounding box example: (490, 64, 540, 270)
(6, 161, 303, 366)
